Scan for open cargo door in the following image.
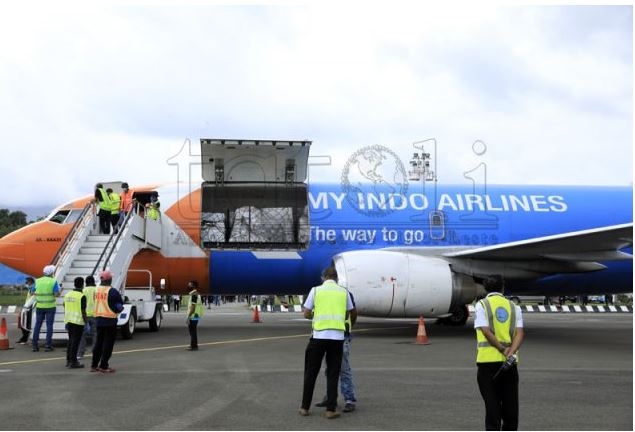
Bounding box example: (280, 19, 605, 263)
(200, 139, 311, 250)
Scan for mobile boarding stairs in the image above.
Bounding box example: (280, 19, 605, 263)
(24, 199, 164, 341)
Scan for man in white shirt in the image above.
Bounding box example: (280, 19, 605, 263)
(299, 266, 356, 419)
(473, 276, 525, 430)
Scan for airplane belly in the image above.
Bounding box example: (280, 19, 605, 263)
(209, 251, 321, 295)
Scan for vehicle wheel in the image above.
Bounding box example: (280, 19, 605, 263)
(439, 305, 469, 326)
(510, 296, 520, 305)
(149, 306, 162, 332)
(121, 308, 136, 339)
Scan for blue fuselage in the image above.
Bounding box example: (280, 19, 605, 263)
(210, 184, 633, 296)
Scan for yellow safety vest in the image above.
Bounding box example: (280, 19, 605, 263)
(98, 187, 113, 212)
(83, 285, 96, 317)
(64, 290, 85, 325)
(94, 286, 118, 318)
(312, 281, 347, 332)
(34, 276, 56, 309)
(109, 192, 121, 215)
(147, 202, 160, 220)
(475, 294, 518, 363)
(188, 290, 204, 319)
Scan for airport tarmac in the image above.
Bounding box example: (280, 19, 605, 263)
(0, 304, 632, 431)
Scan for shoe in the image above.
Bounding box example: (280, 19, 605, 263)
(44, 347, 54, 352)
(90, 367, 101, 372)
(343, 403, 356, 413)
(66, 362, 70, 368)
(186, 347, 198, 351)
(69, 363, 85, 369)
(298, 408, 310, 417)
(16, 341, 27, 345)
(325, 410, 340, 419)
(314, 400, 328, 408)
(99, 367, 116, 373)
(32, 347, 39, 352)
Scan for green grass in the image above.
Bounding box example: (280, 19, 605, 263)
(0, 291, 27, 306)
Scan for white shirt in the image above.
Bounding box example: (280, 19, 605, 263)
(473, 293, 523, 329)
(303, 280, 355, 340)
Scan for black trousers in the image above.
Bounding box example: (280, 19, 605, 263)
(301, 338, 344, 411)
(188, 319, 199, 348)
(66, 323, 84, 365)
(477, 362, 519, 431)
(110, 212, 120, 233)
(98, 209, 111, 234)
(92, 325, 117, 369)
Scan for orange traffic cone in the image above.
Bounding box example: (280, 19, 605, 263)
(252, 306, 261, 323)
(415, 315, 430, 345)
(0, 317, 11, 350)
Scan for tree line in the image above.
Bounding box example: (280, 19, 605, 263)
(0, 208, 28, 238)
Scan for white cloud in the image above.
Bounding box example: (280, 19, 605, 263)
(0, 3, 631, 207)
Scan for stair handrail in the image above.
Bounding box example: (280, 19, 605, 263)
(91, 204, 139, 277)
(51, 202, 96, 284)
(51, 202, 95, 267)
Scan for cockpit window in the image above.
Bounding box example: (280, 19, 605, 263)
(64, 209, 82, 224)
(48, 210, 70, 224)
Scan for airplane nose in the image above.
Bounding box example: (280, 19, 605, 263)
(0, 232, 26, 269)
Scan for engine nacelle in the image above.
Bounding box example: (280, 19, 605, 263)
(333, 250, 472, 318)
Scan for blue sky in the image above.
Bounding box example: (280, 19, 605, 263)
(0, 3, 632, 208)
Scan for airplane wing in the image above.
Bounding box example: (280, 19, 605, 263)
(442, 223, 633, 279)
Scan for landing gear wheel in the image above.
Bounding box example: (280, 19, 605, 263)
(438, 305, 469, 326)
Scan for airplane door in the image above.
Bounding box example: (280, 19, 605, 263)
(199, 139, 311, 250)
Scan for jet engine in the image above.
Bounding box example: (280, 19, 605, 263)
(333, 250, 484, 323)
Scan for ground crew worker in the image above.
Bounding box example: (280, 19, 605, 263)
(185, 280, 204, 351)
(91, 270, 124, 373)
(299, 266, 356, 419)
(17, 276, 36, 344)
(94, 183, 112, 234)
(118, 182, 135, 229)
(107, 188, 121, 234)
(474, 276, 525, 431)
(31, 265, 61, 352)
(64, 277, 87, 369)
(146, 193, 160, 221)
(315, 291, 358, 412)
(77, 275, 97, 359)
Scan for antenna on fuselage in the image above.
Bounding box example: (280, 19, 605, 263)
(408, 139, 443, 238)
(408, 140, 437, 182)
